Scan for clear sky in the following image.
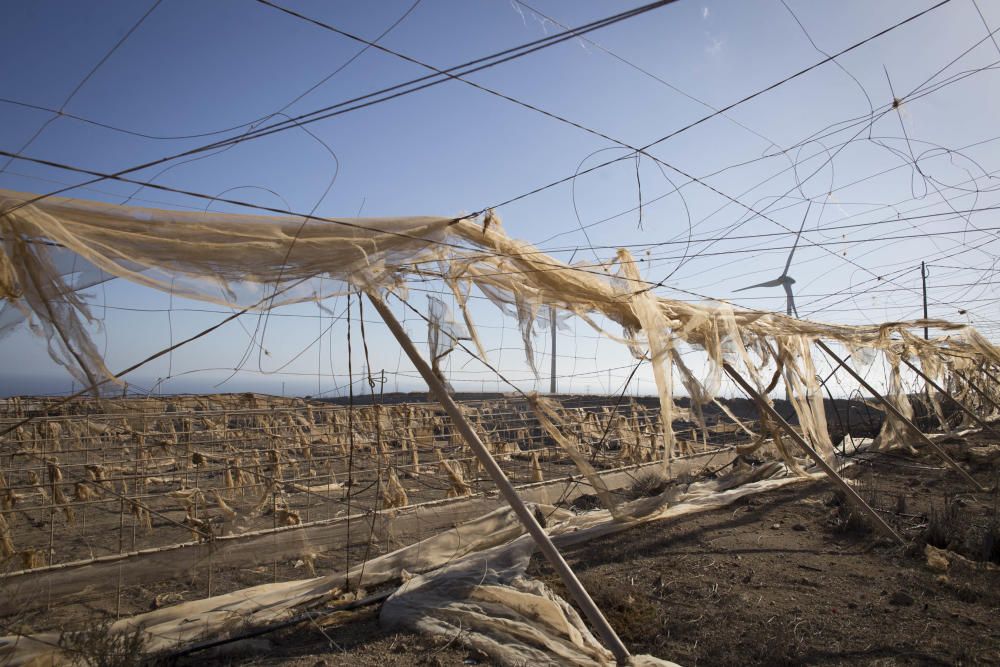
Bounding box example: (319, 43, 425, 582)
(2, 0, 999, 398)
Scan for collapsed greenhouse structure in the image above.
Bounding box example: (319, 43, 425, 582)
(1, 188, 999, 665)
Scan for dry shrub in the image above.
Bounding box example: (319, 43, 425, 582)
(74, 482, 95, 502)
(828, 472, 887, 535)
(381, 467, 409, 509)
(57, 619, 150, 667)
(924, 494, 1000, 564)
(530, 451, 544, 483)
(20, 548, 44, 569)
(275, 508, 301, 526)
(0, 512, 15, 559)
(924, 497, 963, 551)
(624, 471, 668, 500)
(829, 490, 871, 535)
(437, 454, 472, 498)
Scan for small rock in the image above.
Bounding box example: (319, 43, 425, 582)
(792, 523, 806, 532)
(888, 591, 914, 607)
(771, 523, 781, 530)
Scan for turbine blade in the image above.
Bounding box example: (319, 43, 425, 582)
(782, 200, 812, 277)
(735, 278, 782, 291)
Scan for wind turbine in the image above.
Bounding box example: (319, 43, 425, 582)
(734, 201, 812, 318)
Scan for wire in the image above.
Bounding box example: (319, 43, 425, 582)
(0, 0, 163, 174)
(0, 0, 682, 218)
(2, 0, 969, 310)
(0, 0, 419, 143)
(478, 0, 954, 213)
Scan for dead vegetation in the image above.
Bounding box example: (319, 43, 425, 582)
(57, 620, 150, 667)
(922, 493, 1000, 565)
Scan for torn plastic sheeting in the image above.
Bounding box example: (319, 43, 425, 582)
(381, 462, 813, 666)
(0, 188, 454, 388)
(427, 294, 470, 392)
(382, 536, 679, 667)
(528, 393, 623, 518)
(3, 188, 994, 426)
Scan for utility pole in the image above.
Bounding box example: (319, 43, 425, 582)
(921, 261, 929, 340)
(549, 306, 557, 394)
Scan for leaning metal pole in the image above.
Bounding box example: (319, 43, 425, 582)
(366, 290, 631, 664)
(815, 340, 985, 492)
(722, 362, 905, 545)
(976, 364, 1000, 392)
(952, 368, 1000, 415)
(550, 305, 558, 394)
(898, 357, 1000, 440)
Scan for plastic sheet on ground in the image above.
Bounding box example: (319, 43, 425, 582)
(380, 462, 812, 666)
(0, 463, 817, 666)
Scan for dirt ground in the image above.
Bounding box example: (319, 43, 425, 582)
(537, 438, 1000, 667)
(195, 439, 1000, 667)
(175, 608, 475, 667)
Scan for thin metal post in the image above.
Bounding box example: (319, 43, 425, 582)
(921, 262, 929, 340)
(367, 290, 631, 664)
(899, 357, 1000, 439)
(816, 340, 984, 491)
(722, 362, 904, 545)
(550, 306, 557, 394)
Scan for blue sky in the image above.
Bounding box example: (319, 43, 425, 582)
(2, 0, 999, 398)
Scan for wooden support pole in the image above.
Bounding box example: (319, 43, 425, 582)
(899, 357, 1000, 440)
(722, 362, 905, 545)
(367, 290, 631, 664)
(815, 340, 985, 492)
